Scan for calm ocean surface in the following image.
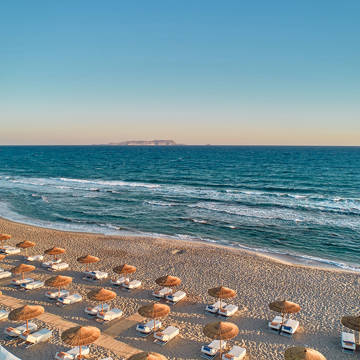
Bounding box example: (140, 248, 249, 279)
(0, 146, 359, 270)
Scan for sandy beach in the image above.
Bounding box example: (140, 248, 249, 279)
(0, 217, 357, 359)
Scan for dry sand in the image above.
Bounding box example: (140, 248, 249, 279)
(0, 217, 358, 359)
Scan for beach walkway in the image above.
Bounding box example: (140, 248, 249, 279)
(0, 294, 140, 358)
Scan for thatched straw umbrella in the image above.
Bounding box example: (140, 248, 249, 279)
(113, 264, 136, 276)
(61, 326, 100, 359)
(0, 234, 11, 246)
(269, 300, 301, 328)
(0, 254, 6, 261)
(341, 315, 360, 344)
(203, 321, 239, 358)
(16, 240, 36, 256)
(77, 255, 100, 272)
(45, 275, 72, 297)
(9, 305, 44, 332)
(208, 286, 236, 311)
(11, 264, 35, 280)
(138, 303, 170, 331)
(44, 247, 65, 260)
(87, 288, 116, 313)
(284, 346, 326, 360)
(129, 352, 167, 360)
(155, 275, 181, 287)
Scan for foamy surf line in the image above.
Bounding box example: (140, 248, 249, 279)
(0, 201, 358, 273)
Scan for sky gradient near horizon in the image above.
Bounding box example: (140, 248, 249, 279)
(1, 1, 359, 145)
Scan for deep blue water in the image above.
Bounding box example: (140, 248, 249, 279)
(0, 146, 360, 270)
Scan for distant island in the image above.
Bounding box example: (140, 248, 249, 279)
(108, 140, 178, 146)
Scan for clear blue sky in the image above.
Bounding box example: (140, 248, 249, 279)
(1, 1, 359, 145)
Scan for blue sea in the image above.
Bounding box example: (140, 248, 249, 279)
(0, 146, 359, 271)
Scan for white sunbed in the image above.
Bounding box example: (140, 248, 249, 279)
(201, 340, 227, 359)
(42, 259, 62, 268)
(281, 319, 299, 336)
(11, 278, 34, 286)
(341, 332, 356, 352)
(218, 304, 238, 317)
(0, 267, 4, 272)
(20, 280, 44, 290)
(0, 271, 12, 279)
(84, 271, 108, 281)
(165, 290, 186, 304)
(58, 293, 83, 305)
(206, 300, 226, 314)
(154, 326, 179, 345)
(122, 279, 141, 290)
(19, 328, 52, 346)
(97, 308, 123, 321)
(55, 346, 90, 360)
(4, 322, 38, 337)
(0, 309, 9, 320)
(222, 345, 246, 360)
(2, 247, 21, 255)
(268, 315, 283, 331)
(152, 287, 172, 298)
(110, 277, 128, 286)
(85, 303, 110, 316)
(26, 254, 44, 262)
(136, 319, 162, 336)
(45, 289, 70, 300)
(50, 262, 69, 271)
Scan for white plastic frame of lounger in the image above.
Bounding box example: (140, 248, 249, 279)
(0, 345, 22, 360)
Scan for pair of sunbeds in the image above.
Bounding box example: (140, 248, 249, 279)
(26, 254, 44, 262)
(110, 276, 142, 290)
(4, 322, 52, 346)
(55, 347, 113, 360)
(268, 316, 299, 336)
(201, 341, 246, 360)
(0, 246, 21, 255)
(152, 287, 187, 304)
(57, 293, 83, 306)
(11, 277, 45, 290)
(0, 267, 12, 279)
(84, 304, 123, 322)
(206, 301, 239, 317)
(84, 270, 109, 281)
(42, 259, 69, 271)
(136, 320, 179, 345)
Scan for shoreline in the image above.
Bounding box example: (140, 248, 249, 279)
(0, 215, 357, 275)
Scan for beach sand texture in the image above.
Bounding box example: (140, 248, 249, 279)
(0, 217, 357, 359)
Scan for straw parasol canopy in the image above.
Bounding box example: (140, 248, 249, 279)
(45, 275, 72, 297)
(16, 240, 36, 256)
(61, 326, 100, 359)
(77, 255, 100, 271)
(113, 264, 137, 275)
(44, 247, 65, 259)
(11, 264, 35, 279)
(208, 286, 236, 311)
(9, 305, 44, 331)
(0, 254, 6, 261)
(155, 275, 181, 287)
(129, 352, 167, 360)
(269, 300, 301, 326)
(0, 234, 11, 243)
(138, 303, 170, 331)
(284, 346, 326, 360)
(87, 288, 116, 312)
(0, 291, 2, 296)
(203, 321, 239, 357)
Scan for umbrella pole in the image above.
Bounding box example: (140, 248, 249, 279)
(58, 287, 61, 297)
(22, 272, 24, 280)
(79, 345, 82, 359)
(26, 319, 28, 331)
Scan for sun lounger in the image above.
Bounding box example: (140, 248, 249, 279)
(152, 287, 173, 298)
(154, 326, 179, 345)
(45, 289, 70, 300)
(85, 303, 110, 316)
(11, 278, 34, 286)
(123, 279, 141, 290)
(0, 309, 9, 320)
(42, 259, 62, 268)
(166, 290, 186, 304)
(99, 358, 113, 360)
(84, 271, 108, 281)
(110, 277, 129, 286)
(341, 332, 356, 352)
(50, 262, 69, 271)
(281, 319, 299, 336)
(136, 320, 162, 336)
(58, 293, 83, 305)
(222, 345, 246, 360)
(26, 255, 44, 262)
(55, 346, 90, 360)
(19, 328, 52, 346)
(97, 308, 123, 321)
(0, 271, 11, 279)
(268, 315, 283, 331)
(21, 280, 44, 290)
(206, 301, 226, 314)
(1, 247, 21, 255)
(0, 267, 4, 272)
(201, 340, 227, 359)
(4, 322, 38, 337)
(218, 304, 238, 317)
